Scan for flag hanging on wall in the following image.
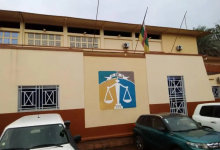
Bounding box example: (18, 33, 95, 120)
(139, 22, 149, 52)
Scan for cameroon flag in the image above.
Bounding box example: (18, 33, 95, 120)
(139, 23, 149, 52)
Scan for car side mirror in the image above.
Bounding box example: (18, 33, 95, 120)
(158, 127, 166, 132)
(73, 135, 81, 143)
(64, 121, 70, 129)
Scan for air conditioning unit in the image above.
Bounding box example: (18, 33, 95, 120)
(217, 77, 220, 84)
(176, 45, 183, 51)
(123, 43, 129, 49)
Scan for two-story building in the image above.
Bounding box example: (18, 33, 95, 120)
(0, 10, 218, 142)
(204, 56, 220, 99)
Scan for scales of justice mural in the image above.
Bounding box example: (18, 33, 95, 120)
(99, 71, 136, 110)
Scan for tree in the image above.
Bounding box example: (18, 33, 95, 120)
(194, 24, 220, 57)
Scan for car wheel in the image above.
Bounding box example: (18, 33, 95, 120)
(135, 135, 145, 150)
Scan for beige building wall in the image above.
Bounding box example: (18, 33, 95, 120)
(84, 56, 149, 128)
(136, 40, 162, 52)
(208, 74, 220, 86)
(104, 38, 133, 50)
(161, 34, 198, 54)
(145, 54, 214, 105)
(0, 49, 84, 114)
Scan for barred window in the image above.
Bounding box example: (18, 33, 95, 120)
(27, 33, 62, 46)
(69, 36, 99, 48)
(167, 76, 187, 115)
(0, 31, 18, 44)
(212, 86, 220, 98)
(18, 85, 59, 112)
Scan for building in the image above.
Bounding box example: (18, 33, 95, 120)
(204, 56, 220, 99)
(0, 10, 218, 143)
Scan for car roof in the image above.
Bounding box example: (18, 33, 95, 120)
(140, 113, 186, 118)
(197, 103, 220, 107)
(5, 114, 64, 129)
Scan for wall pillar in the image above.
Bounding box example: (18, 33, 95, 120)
(100, 29, 105, 49)
(63, 26, 68, 47)
(132, 32, 136, 51)
(19, 22, 25, 45)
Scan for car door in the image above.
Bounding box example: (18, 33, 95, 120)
(199, 105, 215, 128)
(210, 106, 220, 132)
(139, 116, 154, 149)
(150, 117, 170, 150)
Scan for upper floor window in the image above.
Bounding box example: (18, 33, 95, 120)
(104, 30, 132, 37)
(25, 23, 63, 32)
(27, 33, 62, 46)
(69, 36, 99, 48)
(18, 85, 59, 112)
(212, 86, 220, 98)
(0, 31, 19, 44)
(68, 27, 100, 35)
(0, 21, 20, 29)
(135, 33, 161, 39)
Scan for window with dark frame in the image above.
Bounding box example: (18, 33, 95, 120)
(104, 30, 132, 37)
(18, 85, 59, 112)
(200, 106, 214, 117)
(0, 21, 20, 29)
(68, 27, 100, 35)
(25, 23, 63, 32)
(135, 33, 161, 39)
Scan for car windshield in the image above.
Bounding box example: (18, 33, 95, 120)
(0, 124, 68, 150)
(164, 116, 200, 132)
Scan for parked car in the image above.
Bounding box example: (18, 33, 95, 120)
(0, 114, 81, 150)
(133, 113, 220, 150)
(193, 103, 220, 132)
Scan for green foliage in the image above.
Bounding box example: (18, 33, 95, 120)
(194, 24, 220, 57)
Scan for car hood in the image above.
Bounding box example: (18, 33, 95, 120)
(30, 144, 74, 150)
(173, 129, 220, 143)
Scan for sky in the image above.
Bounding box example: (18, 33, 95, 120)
(0, 0, 219, 29)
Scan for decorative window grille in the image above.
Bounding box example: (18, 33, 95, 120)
(0, 31, 18, 44)
(167, 76, 187, 115)
(18, 85, 59, 112)
(27, 33, 62, 46)
(69, 36, 99, 48)
(212, 86, 220, 98)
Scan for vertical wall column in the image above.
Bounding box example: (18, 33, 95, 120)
(63, 26, 68, 47)
(132, 32, 136, 50)
(100, 29, 105, 49)
(19, 22, 25, 45)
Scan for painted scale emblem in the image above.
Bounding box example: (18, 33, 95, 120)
(99, 71, 136, 110)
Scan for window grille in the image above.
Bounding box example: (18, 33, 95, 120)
(212, 86, 220, 98)
(27, 33, 62, 46)
(18, 85, 59, 112)
(167, 76, 187, 115)
(69, 36, 99, 48)
(0, 31, 18, 44)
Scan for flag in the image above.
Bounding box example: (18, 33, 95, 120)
(139, 22, 149, 52)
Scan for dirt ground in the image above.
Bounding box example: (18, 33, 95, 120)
(98, 144, 136, 150)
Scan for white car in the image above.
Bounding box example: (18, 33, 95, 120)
(192, 103, 220, 132)
(0, 114, 81, 150)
